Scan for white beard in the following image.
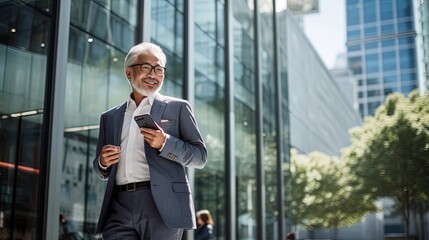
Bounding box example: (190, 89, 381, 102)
(130, 78, 163, 97)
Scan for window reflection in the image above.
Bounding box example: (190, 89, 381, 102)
(194, 1, 226, 239)
(151, 0, 185, 98)
(260, 1, 279, 239)
(61, 1, 138, 238)
(233, 1, 257, 238)
(0, 1, 51, 238)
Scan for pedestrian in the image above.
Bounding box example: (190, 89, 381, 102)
(59, 214, 81, 240)
(195, 209, 214, 240)
(287, 232, 296, 240)
(92, 42, 208, 240)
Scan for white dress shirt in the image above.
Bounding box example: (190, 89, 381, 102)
(115, 93, 158, 185)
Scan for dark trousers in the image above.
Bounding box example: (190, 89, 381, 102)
(102, 188, 183, 240)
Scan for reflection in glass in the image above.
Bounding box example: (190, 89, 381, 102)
(60, 1, 138, 238)
(260, 1, 279, 239)
(194, 1, 226, 239)
(233, 1, 257, 239)
(0, 1, 52, 238)
(151, 0, 185, 98)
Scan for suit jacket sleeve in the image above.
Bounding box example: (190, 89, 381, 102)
(92, 113, 111, 180)
(159, 101, 207, 169)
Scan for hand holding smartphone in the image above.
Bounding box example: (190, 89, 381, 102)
(134, 114, 159, 130)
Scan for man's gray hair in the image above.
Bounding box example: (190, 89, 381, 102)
(124, 42, 167, 68)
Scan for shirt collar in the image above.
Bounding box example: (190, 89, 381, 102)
(127, 92, 158, 108)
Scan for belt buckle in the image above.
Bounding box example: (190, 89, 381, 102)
(126, 182, 136, 191)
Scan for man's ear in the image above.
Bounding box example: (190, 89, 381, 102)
(125, 68, 131, 80)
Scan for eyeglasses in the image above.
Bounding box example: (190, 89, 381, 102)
(129, 63, 166, 76)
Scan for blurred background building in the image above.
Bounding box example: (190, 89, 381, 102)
(346, 0, 422, 118)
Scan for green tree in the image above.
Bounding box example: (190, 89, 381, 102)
(290, 149, 376, 239)
(344, 90, 429, 238)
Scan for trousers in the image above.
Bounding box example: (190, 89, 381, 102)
(102, 187, 184, 240)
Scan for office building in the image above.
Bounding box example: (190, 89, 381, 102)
(0, 1, 360, 239)
(346, 0, 420, 118)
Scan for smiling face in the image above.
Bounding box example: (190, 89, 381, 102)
(125, 51, 165, 101)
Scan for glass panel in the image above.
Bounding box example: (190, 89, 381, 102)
(365, 54, 379, 73)
(363, 0, 376, 23)
(277, 6, 291, 235)
(61, 129, 102, 236)
(400, 82, 418, 94)
(383, 75, 397, 84)
(399, 48, 416, 69)
(233, 1, 257, 239)
(347, 44, 361, 51)
(347, 29, 361, 40)
(384, 86, 398, 95)
(367, 101, 381, 115)
(346, 0, 360, 26)
(194, 1, 226, 239)
(396, 0, 412, 18)
(365, 42, 378, 50)
(382, 51, 396, 71)
(61, 1, 138, 238)
(380, 0, 393, 20)
(398, 20, 414, 33)
(0, 1, 52, 239)
(348, 56, 362, 74)
(381, 23, 395, 35)
(382, 39, 395, 48)
(367, 78, 380, 85)
(260, 1, 278, 239)
(367, 89, 381, 97)
(364, 26, 377, 37)
(151, 0, 185, 98)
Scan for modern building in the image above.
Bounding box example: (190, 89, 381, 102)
(346, 0, 420, 118)
(330, 52, 359, 114)
(0, 1, 360, 240)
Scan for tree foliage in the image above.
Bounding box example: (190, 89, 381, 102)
(290, 149, 377, 232)
(343, 90, 429, 236)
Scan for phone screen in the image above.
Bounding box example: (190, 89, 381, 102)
(134, 114, 159, 130)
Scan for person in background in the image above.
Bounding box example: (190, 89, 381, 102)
(286, 232, 296, 240)
(195, 209, 214, 240)
(59, 214, 81, 240)
(92, 42, 207, 240)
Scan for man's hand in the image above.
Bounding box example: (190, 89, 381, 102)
(141, 127, 166, 149)
(100, 145, 121, 167)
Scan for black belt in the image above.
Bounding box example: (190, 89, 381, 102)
(115, 181, 151, 192)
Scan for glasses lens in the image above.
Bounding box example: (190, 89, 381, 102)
(139, 64, 151, 73)
(154, 66, 164, 75)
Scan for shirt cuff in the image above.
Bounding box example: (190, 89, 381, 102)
(98, 157, 108, 170)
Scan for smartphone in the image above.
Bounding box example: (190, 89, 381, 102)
(134, 114, 159, 130)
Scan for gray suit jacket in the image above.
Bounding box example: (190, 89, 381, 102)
(92, 93, 207, 234)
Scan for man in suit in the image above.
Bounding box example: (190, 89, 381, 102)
(92, 42, 207, 239)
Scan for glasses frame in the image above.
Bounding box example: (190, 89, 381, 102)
(129, 63, 166, 76)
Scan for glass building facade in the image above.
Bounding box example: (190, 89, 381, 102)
(346, 0, 420, 118)
(0, 1, 360, 240)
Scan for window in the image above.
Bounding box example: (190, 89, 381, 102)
(347, 0, 360, 26)
(365, 54, 379, 73)
(380, 0, 393, 20)
(382, 51, 396, 71)
(396, 0, 412, 18)
(363, 0, 376, 23)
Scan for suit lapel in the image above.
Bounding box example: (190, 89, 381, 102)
(150, 93, 167, 123)
(112, 103, 127, 146)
